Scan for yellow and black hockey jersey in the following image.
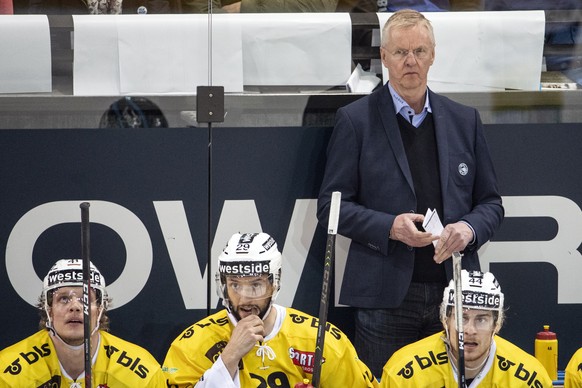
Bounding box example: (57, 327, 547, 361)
(380, 331, 552, 388)
(566, 347, 582, 388)
(163, 305, 377, 388)
(0, 329, 166, 387)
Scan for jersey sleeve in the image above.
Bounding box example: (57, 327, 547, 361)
(0, 331, 60, 388)
(163, 339, 205, 387)
(145, 366, 171, 388)
(379, 353, 408, 388)
(378, 372, 399, 388)
(163, 330, 235, 388)
(93, 332, 167, 388)
(565, 348, 582, 388)
(320, 326, 378, 388)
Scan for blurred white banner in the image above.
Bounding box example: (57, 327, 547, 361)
(378, 11, 546, 92)
(0, 16, 51, 94)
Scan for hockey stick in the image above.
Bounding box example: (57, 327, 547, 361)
(452, 251, 465, 388)
(312, 191, 341, 388)
(80, 202, 92, 388)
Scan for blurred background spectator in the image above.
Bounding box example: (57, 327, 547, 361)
(0, 0, 13, 13)
(26, 0, 169, 14)
(377, 0, 448, 11)
(180, 0, 337, 14)
(99, 97, 169, 129)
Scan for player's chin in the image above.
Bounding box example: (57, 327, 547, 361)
(463, 342, 483, 357)
(62, 334, 85, 346)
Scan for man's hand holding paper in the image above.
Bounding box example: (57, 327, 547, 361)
(390, 212, 438, 248)
(422, 209, 474, 264)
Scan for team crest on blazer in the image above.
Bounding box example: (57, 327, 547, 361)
(458, 163, 468, 176)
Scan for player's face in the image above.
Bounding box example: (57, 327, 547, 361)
(446, 308, 496, 369)
(381, 24, 435, 97)
(49, 286, 100, 346)
(226, 275, 274, 321)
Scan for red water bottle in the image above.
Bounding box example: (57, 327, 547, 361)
(294, 378, 314, 388)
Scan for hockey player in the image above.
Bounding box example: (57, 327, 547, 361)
(163, 232, 377, 387)
(379, 270, 553, 387)
(0, 259, 166, 387)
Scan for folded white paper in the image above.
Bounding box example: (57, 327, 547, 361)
(422, 208, 444, 247)
(347, 63, 381, 93)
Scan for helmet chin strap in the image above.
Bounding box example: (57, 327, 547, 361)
(260, 303, 274, 321)
(48, 325, 85, 351)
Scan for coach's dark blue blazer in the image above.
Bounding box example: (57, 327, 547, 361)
(317, 83, 504, 309)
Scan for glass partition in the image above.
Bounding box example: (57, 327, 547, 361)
(0, 4, 581, 128)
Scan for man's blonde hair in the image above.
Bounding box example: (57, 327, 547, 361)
(381, 9, 436, 49)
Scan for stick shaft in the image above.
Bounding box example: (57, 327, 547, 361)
(312, 192, 341, 388)
(452, 251, 465, 388)
(80, 202, 92, 388)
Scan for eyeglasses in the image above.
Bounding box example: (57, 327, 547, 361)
(387, 47, 431, 61)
